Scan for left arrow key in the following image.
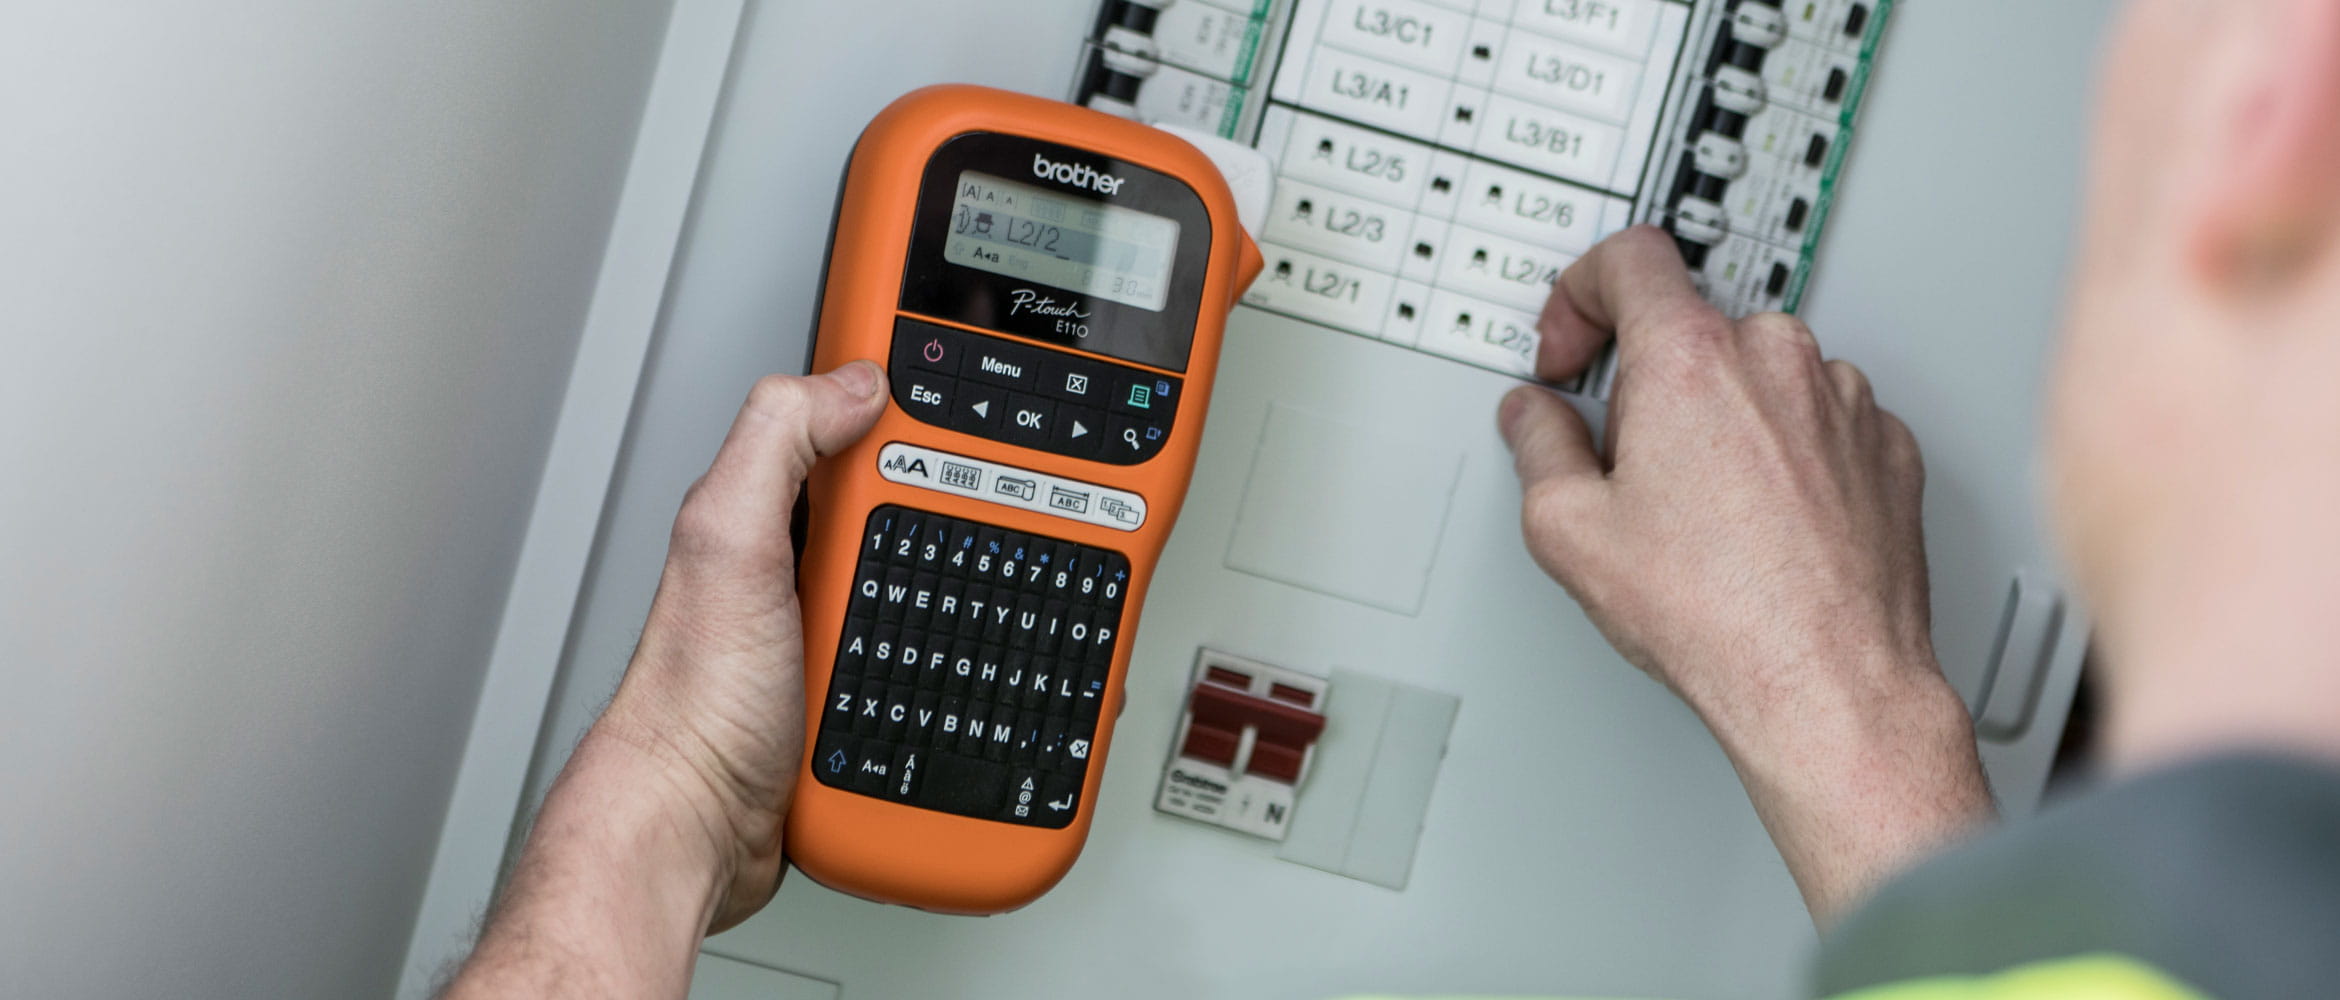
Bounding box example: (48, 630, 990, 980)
(954, 382, 1007, 433)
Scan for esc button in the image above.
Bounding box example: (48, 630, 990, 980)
(894, 373, 954, 425)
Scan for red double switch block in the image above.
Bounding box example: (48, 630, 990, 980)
(1179, 666, 1327, 784)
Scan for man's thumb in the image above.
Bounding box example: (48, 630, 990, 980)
(673, 362, 887, 570)
(1498, 385, 1602, 488)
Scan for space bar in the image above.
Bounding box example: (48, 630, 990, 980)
(917, 752, 1008, 817)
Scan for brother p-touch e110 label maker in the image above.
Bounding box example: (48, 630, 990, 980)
(787, 85, 1263, 914)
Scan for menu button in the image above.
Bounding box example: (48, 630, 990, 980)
(966, 349, 1035, 390)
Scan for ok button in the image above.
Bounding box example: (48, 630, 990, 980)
(1003, 393, 1055, 451)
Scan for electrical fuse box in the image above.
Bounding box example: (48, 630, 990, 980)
(1071, 0, 1897, 398)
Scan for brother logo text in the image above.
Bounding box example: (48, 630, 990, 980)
(1033, 153, 1125, 195)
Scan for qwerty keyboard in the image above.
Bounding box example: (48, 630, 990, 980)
(812, 504, 1129, 828)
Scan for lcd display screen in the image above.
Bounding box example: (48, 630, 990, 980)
(941, 170, 1182, 311)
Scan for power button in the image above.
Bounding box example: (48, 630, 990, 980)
(897, 320, 959, 374)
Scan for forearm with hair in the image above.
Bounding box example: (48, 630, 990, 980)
(1706, 659, 1995, 928)
(438, 729, 730, 1000)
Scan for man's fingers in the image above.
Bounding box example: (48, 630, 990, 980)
(673, 362, 887, 569)
(1548, 226, 1723, 373)
(1500, 386, 1606, 579)
(1824, 359, 1874, 410)
(1535, 267, 1612, 382)
(1879, 408, 1925, 485)
(1500, 385, 1603, 486)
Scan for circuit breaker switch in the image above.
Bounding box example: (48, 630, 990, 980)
(1672, 196, 1729, 245)
(1693, 132, 1749, 180)
(1156, 650, 1330, 840)
(1180, 721, 1243, 767)
(1710, 66, 1767, 115)
(1269, 683, 1317, 708)
(1248, 742, 1308, 783)
(1730, 2, 1789, 49)
(1100, 25, 1157, 61)
(1186, 672, 1329, 781)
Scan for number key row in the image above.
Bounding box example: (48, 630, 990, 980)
(860, 507, 1131, 606)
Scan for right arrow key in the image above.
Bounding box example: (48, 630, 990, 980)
(1050, 403, 1105, 459)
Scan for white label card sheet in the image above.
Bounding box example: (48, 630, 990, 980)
(1076, 0, 1895, 394)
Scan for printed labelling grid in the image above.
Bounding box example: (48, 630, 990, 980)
(1238, 0, 1693, 385)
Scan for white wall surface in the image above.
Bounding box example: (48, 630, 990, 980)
(0, 2, 673, 996)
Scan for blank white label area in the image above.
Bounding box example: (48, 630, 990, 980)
(1224, 404, 1464, 616)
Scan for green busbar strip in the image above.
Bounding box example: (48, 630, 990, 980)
(1217, 84, 1250, 139)
(1784, 0, 1897, 312)
(1230, 16, 1265, 87)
